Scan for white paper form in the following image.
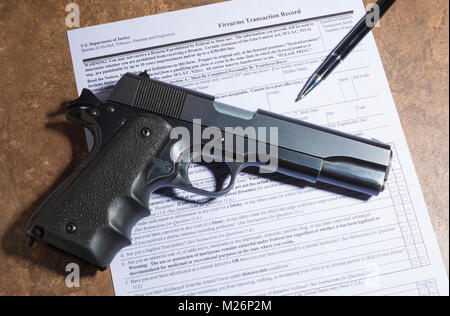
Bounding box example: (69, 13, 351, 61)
(67, 0, 448, 296)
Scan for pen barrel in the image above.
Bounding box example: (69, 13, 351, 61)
(317, 0, 397, 82)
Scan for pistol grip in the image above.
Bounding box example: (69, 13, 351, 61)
(27, 114, 172, 270)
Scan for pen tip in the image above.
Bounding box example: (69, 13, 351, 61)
(295, 94, 305, 103)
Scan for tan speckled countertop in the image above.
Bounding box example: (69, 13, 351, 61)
(0, 0, 447, 295)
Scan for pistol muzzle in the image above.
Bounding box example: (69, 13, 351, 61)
(318, 153, 392, 196)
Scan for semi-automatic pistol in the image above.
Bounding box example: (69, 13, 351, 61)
(27, 72, 392, 270)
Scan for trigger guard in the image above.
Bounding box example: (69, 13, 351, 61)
(170, 160, 243, 199)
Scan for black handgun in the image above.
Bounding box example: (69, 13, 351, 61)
(27, 72, 392, 270)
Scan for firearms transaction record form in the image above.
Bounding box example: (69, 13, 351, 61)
(68, 0, 448, 296)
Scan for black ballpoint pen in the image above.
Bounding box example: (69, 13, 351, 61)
(295, 0, 397, 102)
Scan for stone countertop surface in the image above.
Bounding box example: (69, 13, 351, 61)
(0, 0, 447, 296)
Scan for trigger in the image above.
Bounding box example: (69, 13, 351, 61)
(176, 161, 193, 187)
